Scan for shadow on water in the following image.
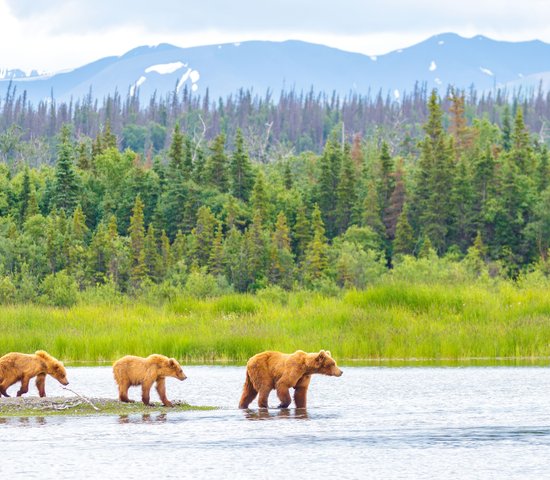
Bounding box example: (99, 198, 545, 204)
(243, 408, 310, 421)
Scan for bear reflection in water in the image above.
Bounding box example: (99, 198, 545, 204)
(243, 408, 309, 420)
(118, 413, 168, 424)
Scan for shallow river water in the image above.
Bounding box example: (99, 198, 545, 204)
(2, 366, 550, 479)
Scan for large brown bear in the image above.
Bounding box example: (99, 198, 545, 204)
(0, 350, 69, 397)
(113, 354, 187, 407)
(238, 349, 343, 409)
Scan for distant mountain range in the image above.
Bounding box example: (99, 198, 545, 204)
(2, 33, 550, 104)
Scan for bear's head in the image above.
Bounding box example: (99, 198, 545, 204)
(36, 351, 69, 385)
(161, 358, 187, 381)
(313, 350, 343, 377)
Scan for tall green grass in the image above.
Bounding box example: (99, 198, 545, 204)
(2, 282, 550, 364)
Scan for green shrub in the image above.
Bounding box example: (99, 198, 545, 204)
(40, 271, 79, 307)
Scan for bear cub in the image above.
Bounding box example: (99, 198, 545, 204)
(0, 350, 69, 397)
(113, 354, 187, 407)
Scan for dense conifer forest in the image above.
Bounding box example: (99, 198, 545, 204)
(0, 84, 550, 305)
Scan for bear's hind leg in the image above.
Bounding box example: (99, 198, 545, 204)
(118, 380, 133, 403)
(258, 388, 272, 409)
(238, 372, 258, 409)
(16, 376, 30, 397)
(0, 380, 9, 397)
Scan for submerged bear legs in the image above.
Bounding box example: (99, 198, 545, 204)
(276, 385, 292, 408)
(239, 371, 258, 408)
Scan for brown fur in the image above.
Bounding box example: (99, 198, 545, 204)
(0, 350, 69, 397)
(113, 354, 187, 407)
(238, 349, 343, 409)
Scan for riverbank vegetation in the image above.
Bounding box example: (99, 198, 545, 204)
(1, 88, 550, 363)
(1, 266, 550, 363)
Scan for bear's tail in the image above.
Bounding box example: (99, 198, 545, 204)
(238, 371, 257, 409)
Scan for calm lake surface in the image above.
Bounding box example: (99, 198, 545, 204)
(2, 366, 550, 479)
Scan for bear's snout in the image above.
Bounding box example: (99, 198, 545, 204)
(62, 379, 69, 385)
(334, 368, 343, 377)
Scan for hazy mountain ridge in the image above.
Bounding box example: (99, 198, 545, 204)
(2, 33, 550, 103)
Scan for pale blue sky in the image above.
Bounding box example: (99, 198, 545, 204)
(2, 0, 549, 72)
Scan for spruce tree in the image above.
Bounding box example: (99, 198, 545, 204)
(251, 170, 269, 223)
(129, 195, 147, 288)
(317, 136, 342, 238)
(269, 211, 294, 289)
(230, 129, 255, 202)
(190, 206, 217, 267)
(302, 204, 328, 282)
(393, 208, 415, 257)
(19, 168, 31, 224)
(335, 150, 358, 234)
(53, 124, 79, 214)
(208, 220, 225, 276)
(205, 133, 229, 192)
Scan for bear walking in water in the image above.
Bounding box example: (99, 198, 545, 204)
(0, 350, 69, 397)
(113, 354, 187, 407)
(239, 350, 342, 409)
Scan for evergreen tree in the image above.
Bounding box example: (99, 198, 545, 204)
(384, 159, 406, 240)
(302, 204, 328, 282)
(317, 135, 342, 238)
(335, 149, 358, 234)
(18, 168, 31, 224)
(208, 220, 225, 276)
(411, 90, 454, 253)
(144, 223, 161, 281)
(190, 206, 217, 267)
(251, 170, 269, 222)
(393, 208, 415, 257)
(205, 133, 229, 192)
(129, 195, 147, 288)
(53, 124, 79, 214)
(269, 211, 294, 289)
(283, 162, 293, 190)
(230, 128, 255, 202)
(501, 105, 512, 152)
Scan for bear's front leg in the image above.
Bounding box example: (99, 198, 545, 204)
(294, 375, 311, 409)
(141, 380, 154, 406)
(36, 373, 46, 397)
(276, 384, 292, 409)
(155, 378, 173, 407)
(16, 376, 30, 397)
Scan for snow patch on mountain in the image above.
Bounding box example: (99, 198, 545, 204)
(145, 62, 186, 74)
(130, 76, 147, 96)
(480, 67, 494, 76)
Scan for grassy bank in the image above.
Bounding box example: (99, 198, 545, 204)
(1, 282, 550, 363)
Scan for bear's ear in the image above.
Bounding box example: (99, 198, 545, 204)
(169, 359, 176, 367)
(325, 350, 331, 358)
(317, 350, 326, 361)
